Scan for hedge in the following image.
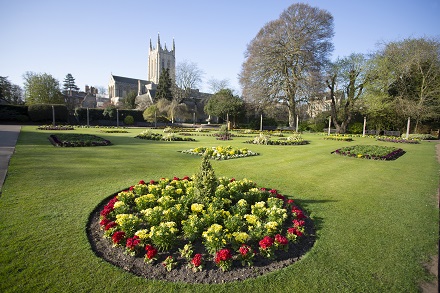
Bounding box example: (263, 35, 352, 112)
(28, 104, 68, 122)
(74, 108, 144, 123)
(0, 104, 29, 122)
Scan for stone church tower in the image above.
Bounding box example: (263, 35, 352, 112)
(148, 34, 175, 84)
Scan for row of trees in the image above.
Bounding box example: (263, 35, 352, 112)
(239, 3, 440, 133)
(0, 73, 105, 107)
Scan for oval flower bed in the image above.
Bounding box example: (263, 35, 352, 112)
(88, 157, 314, 283)
(376, 136, 420, 144)
(331, 145, 405, 160)
(323, 135, 353, 142)
(245, 133, 309, 145)
(38, 125, 75, 130)
(135, 130, 195, 142)
(180, 146, 259, 160)
(49, 133, 111, 147)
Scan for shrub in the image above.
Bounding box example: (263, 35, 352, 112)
(124, 115, 134, 125)
(348, 122, 364, 134)
(0, 105, 29, 121)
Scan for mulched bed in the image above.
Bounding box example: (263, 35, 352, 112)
(86, 193, 316, 284)
(49, 134, 112, 147)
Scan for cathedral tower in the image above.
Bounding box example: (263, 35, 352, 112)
(148, 34, 175, 84)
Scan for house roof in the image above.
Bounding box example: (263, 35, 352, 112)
(112, 75, 148, 84)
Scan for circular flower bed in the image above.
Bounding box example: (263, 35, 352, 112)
(331, 145, 405, 160)
(180, 146, 259, 160)
(49, 134, 111, 147)
(87, 157, 315, 283)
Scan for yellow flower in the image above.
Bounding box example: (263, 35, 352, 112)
(244, 214, 258, 225)
(135, 229, 149, 240)
(113, 201, 125, 209)
(191, 203, 204, 213)
(233, 232, 250, 243)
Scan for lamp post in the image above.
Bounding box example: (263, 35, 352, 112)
(87, 108, 90, 127)
(52, 105, 55, 126)
(116, 109, 119, 127)
(362, 116, 366, 137)
(260, 114, 263, 131)
(328, 116, 331, 135)
(406, 117, 410, 139)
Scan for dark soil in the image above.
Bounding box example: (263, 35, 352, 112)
(86, 195, 316, 284)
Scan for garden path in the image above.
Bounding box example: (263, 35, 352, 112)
(0, 124, 21, 195)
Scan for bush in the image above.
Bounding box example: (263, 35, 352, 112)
(348, 122, 363, 134)
(0, 105, 29, 121)
(124, 115, 134, 125)
(28, 104, 68, 122)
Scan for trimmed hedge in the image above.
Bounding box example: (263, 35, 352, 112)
(0, 104, 29, 122)
(28, 104, 68, 122)
(74, 108, 144, 123)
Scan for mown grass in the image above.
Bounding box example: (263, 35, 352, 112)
(0, 126, 438, 293)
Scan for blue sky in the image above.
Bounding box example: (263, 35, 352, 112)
(1, 0, 439, 95)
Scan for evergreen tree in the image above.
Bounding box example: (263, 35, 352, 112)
(155, 68, 173, 101)
(194, 153, 218, 198)
(63, 73, 79, 95)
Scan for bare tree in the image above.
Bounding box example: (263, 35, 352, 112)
(207, 78, 230, 94)
(326, 53, 368, 133)
(240, 3, 334, 127)
(173, 60, 204, 103)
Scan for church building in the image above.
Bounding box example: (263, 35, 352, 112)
(108, 34, 175, 107)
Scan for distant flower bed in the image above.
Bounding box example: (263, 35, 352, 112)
(323, 135, 353, 141)
(331, 145, 405, 160)
(49, 134, 111, 147)
(245, 133, 309, 145)
(100, 129, 129, 133)
(37, 125, 74, 130)
(376, 137, 419, 144)
(135, 130, 196, 142)
(180, 146, 259, 160)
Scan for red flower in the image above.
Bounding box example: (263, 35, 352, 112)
(149, 180, 156, 184)
(259, 236, 274, 249)
(292, 206, 306, 219)
(269, 189, 277, 194)
(99, 218, 110, 227)
(260, 187, 267, 192)
(129, 186, 134, 191)
(287, 227, 303, 237)
(111, 231, 126, 244)
(287, 199, 295, 206)
(275, 234, 289, 246)
(191, 253, 203, 267)
(293, 219, 305, 227)
(215, 248, 232, 264)
(173, 177, 179, 181)
(182, 176, 190, 181)
(239, 244, 251, 256)
(126, 236, 141, 250)
(104, 221, 117, 231)
(139, 180, 146, 185)
(276, 194, 286, 201)
(230, 178, 235, 182)
(145, 244, 158, 260)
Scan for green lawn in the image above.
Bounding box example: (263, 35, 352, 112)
(0, 126, 438, 293)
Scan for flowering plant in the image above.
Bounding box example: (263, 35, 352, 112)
(188, 253, 204, 272)
(237, 244, 255, 267)
(214, 248, 233, 271)
(162, 256, 177, 271)
(144, 244, 158, 264)
(180, 146, 259, 160)
(259, 236, 275, 259)
(179, 243, 194, 260)
(99, 158, 309, 272)
(125, 235, 142, 256)
(274, 234, 289, 251)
